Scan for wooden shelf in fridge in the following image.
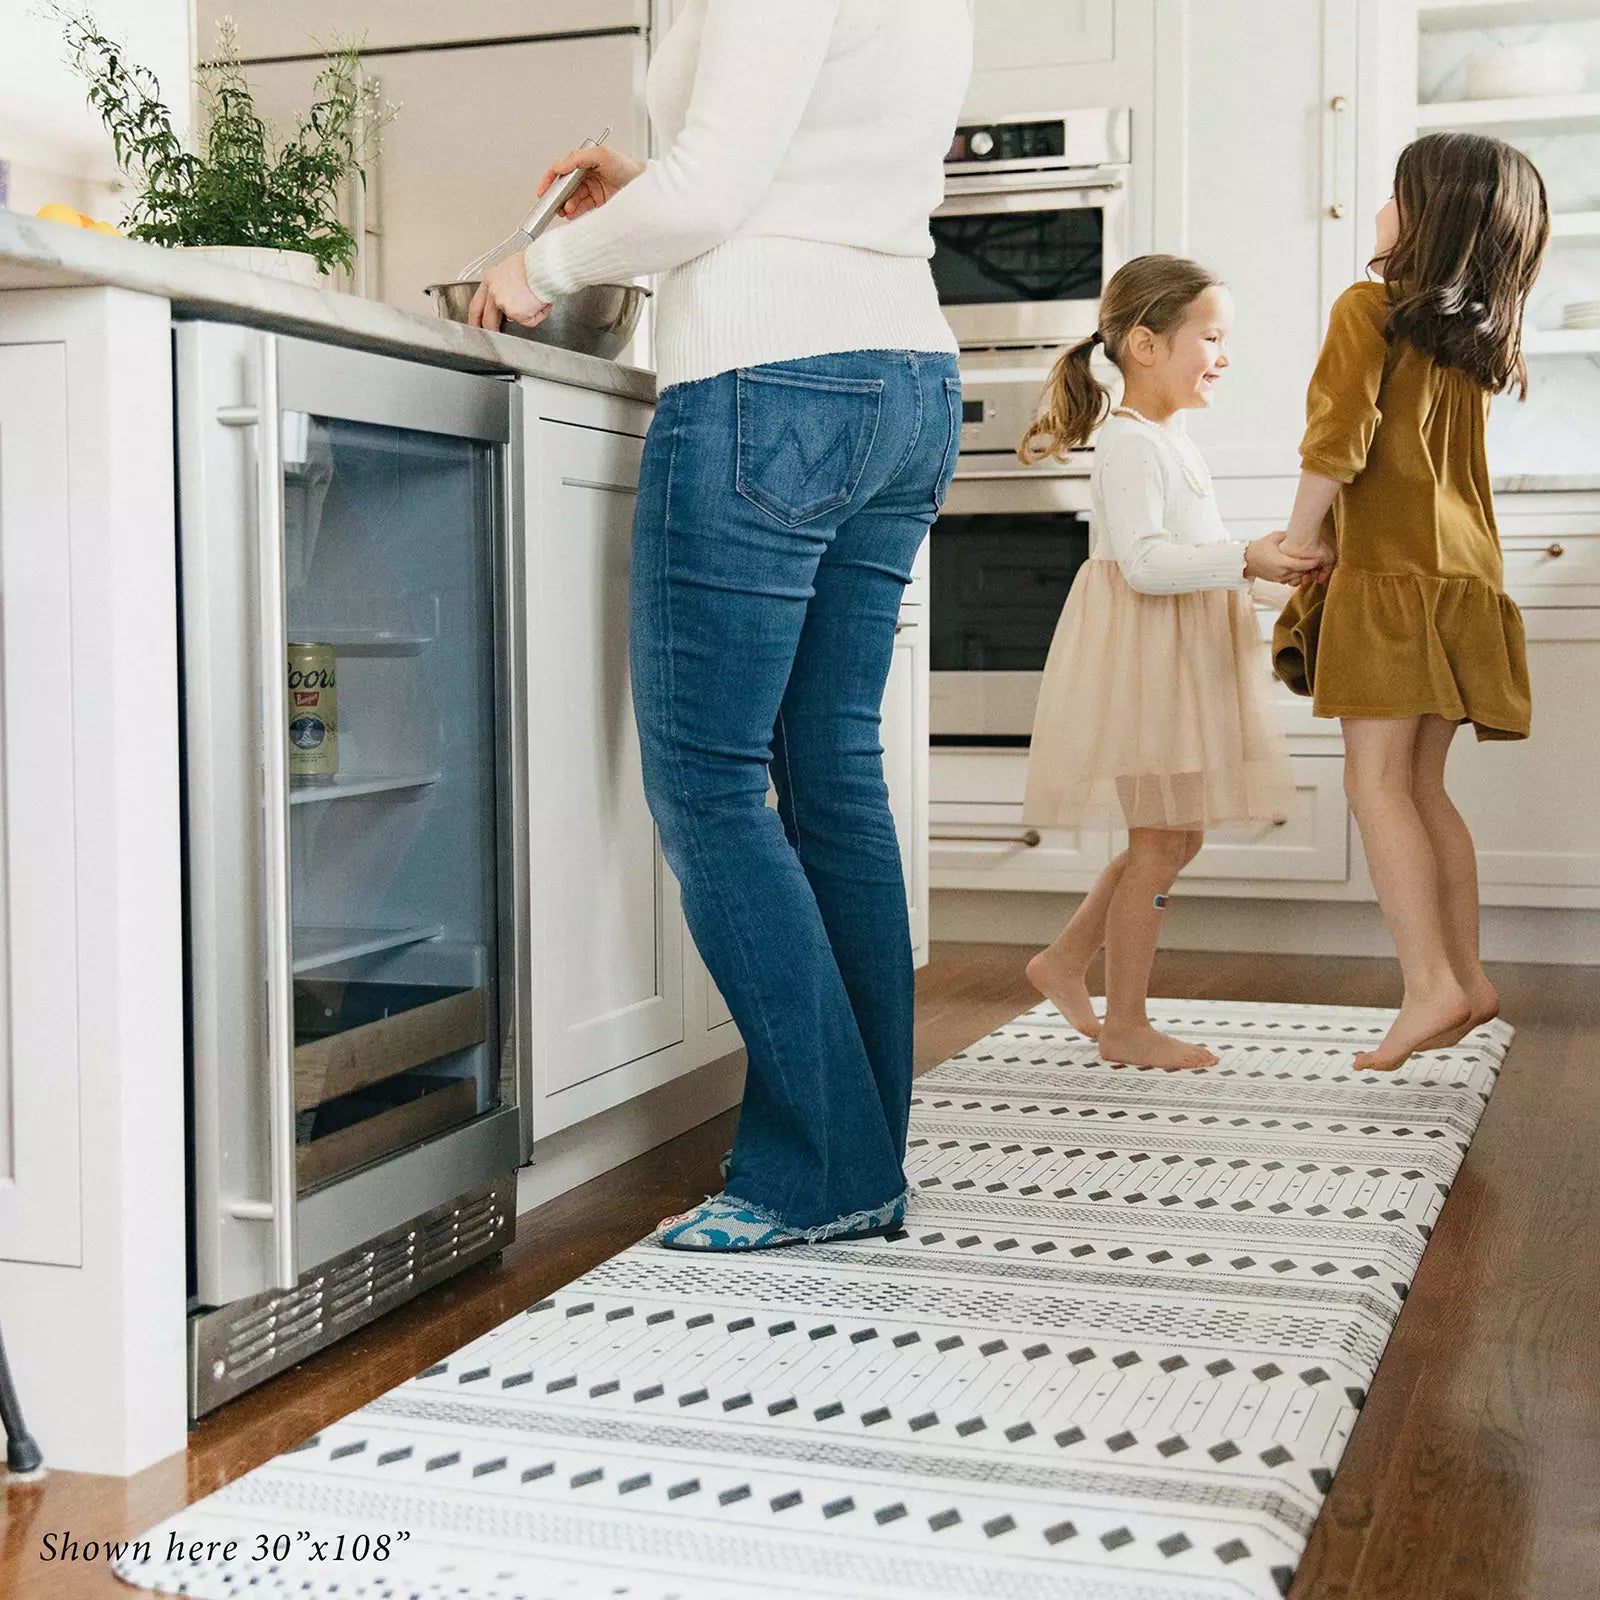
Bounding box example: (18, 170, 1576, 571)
(297, 1076, 478, 1188)
(294, 986, 489, 1112)
(292, 925, 442, 976)
(290, 772, 442, 806)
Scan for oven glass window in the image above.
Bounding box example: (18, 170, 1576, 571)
(931, 512, 1091, 671)
(930, 208, 1104, 305)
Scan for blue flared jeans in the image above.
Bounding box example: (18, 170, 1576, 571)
(630, 350, 961, 1233)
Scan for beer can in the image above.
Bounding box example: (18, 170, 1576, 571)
(286, 642, 338, 781)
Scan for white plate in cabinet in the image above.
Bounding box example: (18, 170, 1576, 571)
(1178, 757, 1350, 883)
(523, 411, 687, 1132)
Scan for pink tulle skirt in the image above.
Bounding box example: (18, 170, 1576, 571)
(1023, 560, 1294, 831)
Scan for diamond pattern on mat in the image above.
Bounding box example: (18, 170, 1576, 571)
(113, 998, 1509, 1600)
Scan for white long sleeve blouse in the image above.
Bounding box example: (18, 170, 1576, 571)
(522, 0, 972, 390)
(1089, 413, 1250, 595)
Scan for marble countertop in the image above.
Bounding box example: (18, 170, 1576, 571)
(0, 212, 657, 406)
(1492, 473, 1600, 494)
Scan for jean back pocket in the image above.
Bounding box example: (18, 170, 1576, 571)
(735, 368, 885, 527)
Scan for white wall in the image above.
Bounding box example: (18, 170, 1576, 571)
(0, 0, 194, 220)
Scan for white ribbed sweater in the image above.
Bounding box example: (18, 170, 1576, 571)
(1091, 415, 1250, 595)
(523, 0, 972, 390)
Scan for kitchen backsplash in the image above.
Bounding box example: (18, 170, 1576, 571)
(1421, 22, 1600, 477)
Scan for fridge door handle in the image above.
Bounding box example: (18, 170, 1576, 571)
(218, 336, 298, 1290)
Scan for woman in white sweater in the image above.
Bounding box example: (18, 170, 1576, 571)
(472, 0, 972, 1251)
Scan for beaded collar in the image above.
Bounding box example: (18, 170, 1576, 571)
(1111, 406, 1213, 498)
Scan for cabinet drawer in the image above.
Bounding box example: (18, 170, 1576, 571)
(1500, 532, 1600, 607)
(932, 746, 1028, 806)
(1179, 756, 1349, 883)
(930, 809, 1113, 889)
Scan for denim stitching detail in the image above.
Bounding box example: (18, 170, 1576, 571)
(735, 369, 886, 526)
(933, 375, 962, 511)
(737, 369, 887, 397)
(877, 362, 927, 499)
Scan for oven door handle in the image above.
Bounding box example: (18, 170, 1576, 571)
(942, 167, 1128, 199)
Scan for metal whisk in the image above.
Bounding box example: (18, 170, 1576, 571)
(456, 126, 612, 282)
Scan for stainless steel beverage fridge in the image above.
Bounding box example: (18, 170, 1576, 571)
(175, 323, 526, 1417)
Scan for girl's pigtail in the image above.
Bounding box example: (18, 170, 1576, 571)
(1018, 332, 1108, 463)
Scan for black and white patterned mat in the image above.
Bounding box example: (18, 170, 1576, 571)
(117, 998, 1510, 1600)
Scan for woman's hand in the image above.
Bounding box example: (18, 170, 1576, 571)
(538, 144, 646, 220)
(1245, 532, 1327, 586)
(468, 255, 552, 334)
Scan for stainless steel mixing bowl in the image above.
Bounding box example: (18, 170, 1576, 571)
(425, 279, 650, 360)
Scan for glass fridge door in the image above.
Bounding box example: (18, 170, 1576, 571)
(281, 407, 510, 1194)
(178, 324, 522, 1305)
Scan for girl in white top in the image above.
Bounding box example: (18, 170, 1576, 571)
(1022, 255, 1323, 1070)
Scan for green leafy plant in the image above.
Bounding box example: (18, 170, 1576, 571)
(51, 7, 394, 273)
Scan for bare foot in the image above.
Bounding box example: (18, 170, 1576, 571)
(1098, 1023, 1218, 1071)
(1026, 945, 1101, 1039)
(1412, 979, 1500, 1053)
(1352, 983, 1472, 1072)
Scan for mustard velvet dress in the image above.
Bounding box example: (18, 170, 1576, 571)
(1273, 281, 1531, 741)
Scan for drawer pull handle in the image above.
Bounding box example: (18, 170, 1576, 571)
(933, 829, 1042, 847)
(1546, 542, 1565, 558)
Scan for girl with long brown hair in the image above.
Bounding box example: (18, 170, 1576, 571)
(1274, 132, 1550, 1070)
(1022, 255, 1322, 1069)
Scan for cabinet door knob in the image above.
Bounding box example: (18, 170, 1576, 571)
(1547, 542, 1565, 558)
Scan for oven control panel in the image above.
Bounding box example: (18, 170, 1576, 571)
(944, 107, 1131, 174)
(947, 119, 1066, 165)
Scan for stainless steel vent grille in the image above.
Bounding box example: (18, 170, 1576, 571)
(190, 1177, 515, 1417)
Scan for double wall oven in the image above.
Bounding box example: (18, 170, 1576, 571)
(929, 108, 1130, 743)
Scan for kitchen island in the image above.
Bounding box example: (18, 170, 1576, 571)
(0, 217, 789, 1478)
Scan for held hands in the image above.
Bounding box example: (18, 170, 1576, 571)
(468, 255, 553, 333)
(537, 144, 647, 220)
(1245, 531, 1332, 587)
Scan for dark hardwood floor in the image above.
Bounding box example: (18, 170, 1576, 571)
(5, 947, 1597, 1599)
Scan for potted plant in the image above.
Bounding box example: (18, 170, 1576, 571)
(50, 6, 393, 284)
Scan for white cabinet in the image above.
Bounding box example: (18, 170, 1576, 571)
(971, 0, 1114, 75)
(240, 33, 648, 310)
(0, 342, 81, 1267)
(1157, 0, 1361, 474)
(521, 382, 687, 1139)
(931, 749, 1114, 891)
(199, 0, 647, 59)
(0, 287, 186, 1474)
(1181, 758, 1350, 883)
(1449, 608, 1600, 902)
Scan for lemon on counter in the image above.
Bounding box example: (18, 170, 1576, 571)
(37, 202, 90, 227)
(35, 205, 122, 235)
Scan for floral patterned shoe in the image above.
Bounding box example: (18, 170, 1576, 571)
(653, 1192, 907, 1253)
